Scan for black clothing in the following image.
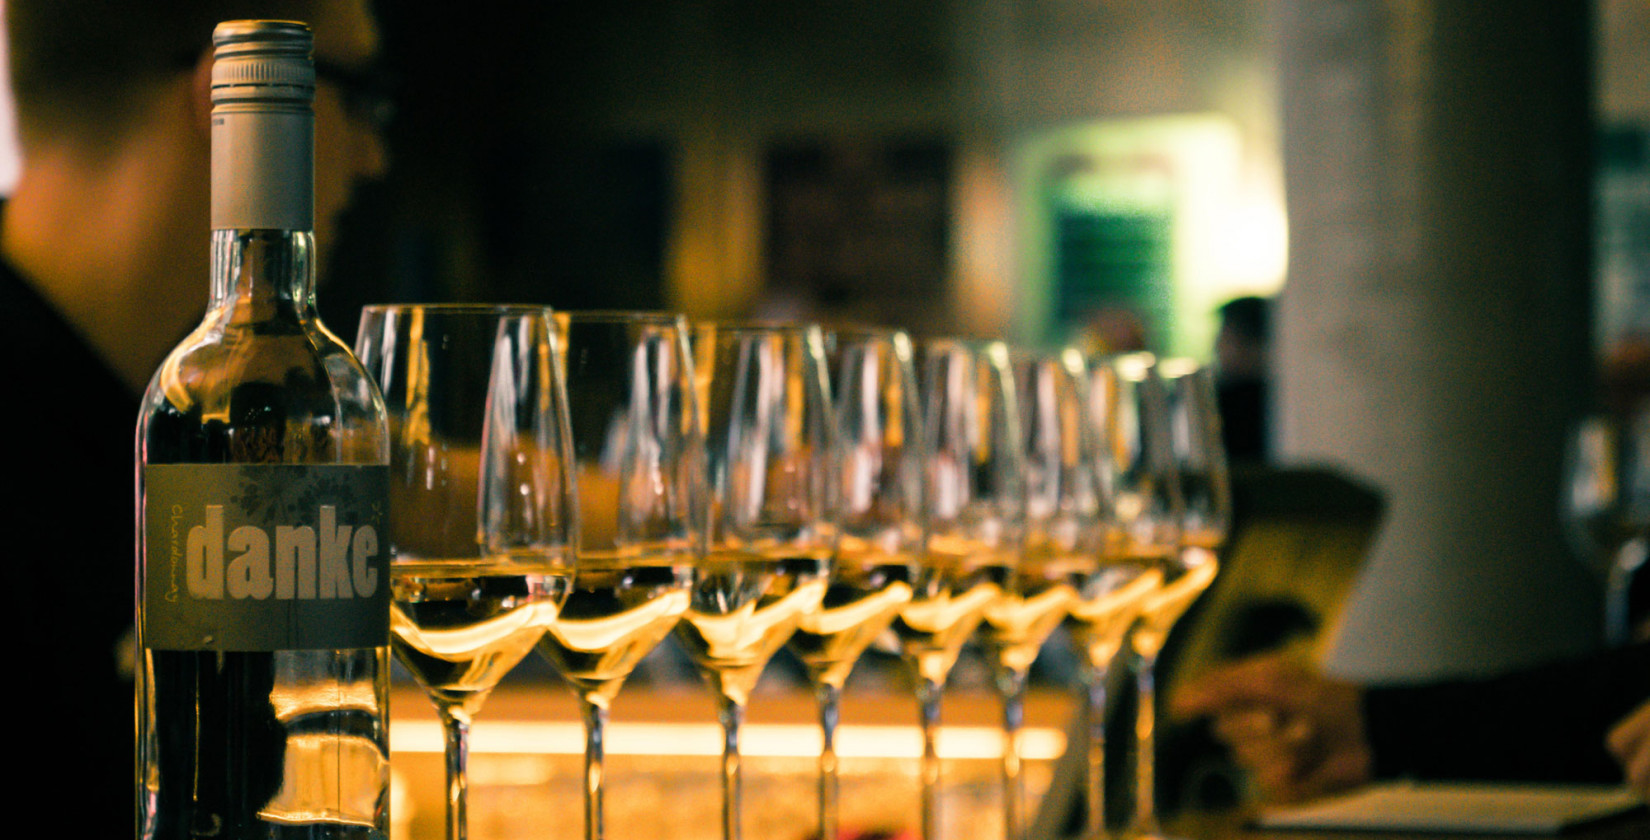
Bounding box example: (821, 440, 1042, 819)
(1364, 640, 1650, 784)
(1216, 376, 1270, 463)
(2, 216, 136, 835)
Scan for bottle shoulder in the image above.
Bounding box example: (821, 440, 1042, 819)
(139, 313, 388, 465)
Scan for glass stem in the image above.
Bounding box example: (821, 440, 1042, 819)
(999, 669, 1029, 840)
(440, 707, 472, 840)
(917, 676, 944, 840)
(816, 680, 842, 840)
(717, 694, 745, 840)
(581, 697, 609, 840)
(1084, 666, 1109, 839)
(1132, 651, 1161, 838)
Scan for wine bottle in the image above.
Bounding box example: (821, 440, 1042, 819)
(135, 21, 391, 839)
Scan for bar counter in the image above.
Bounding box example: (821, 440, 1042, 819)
(385, 681, 1647, 840)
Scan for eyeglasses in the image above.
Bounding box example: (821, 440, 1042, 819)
(314, 59, 397, 132)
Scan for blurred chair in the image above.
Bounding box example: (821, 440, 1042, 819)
(1164, 464, 1386, 686)
(1032, 465, 1386, 837)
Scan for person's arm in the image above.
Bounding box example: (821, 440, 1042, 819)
(1172, 652, 1372, 803)
(1361, 641, 1650, 784)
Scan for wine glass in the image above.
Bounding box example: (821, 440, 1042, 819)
(680, 321, 837, 840)
(355, 304, 577, 840)
(979, 347, 1094, 840)
(1068, 352, 1177, 838)
(1158, 359, 1232, 561)
(787, 327, 923, 840)
(1562, 408, 1650, 645)
(1126, 357, 1226, 839)
(897, 338, 1024, 840)
(533, 312, 702, 840)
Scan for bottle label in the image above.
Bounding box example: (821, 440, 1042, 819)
(142, 463, 389, 651)
(211, 107, 312, 230)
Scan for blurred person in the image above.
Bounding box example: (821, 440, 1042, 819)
(1213, 295, 1272, 463)
(0, 0, 386, 831)
(1172, 328, 1650, 805)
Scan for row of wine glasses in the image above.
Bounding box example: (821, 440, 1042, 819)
(353, 303, 1231, 840)
(965, 347, 1232, 840)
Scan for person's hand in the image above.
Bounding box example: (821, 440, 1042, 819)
(1607, 700, 1650, 800)
(1172, 652, 1372, 803)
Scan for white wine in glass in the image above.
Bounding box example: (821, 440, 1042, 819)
(357, 304, 577, 840)
(392, 558, 567, 721)
(533, 311, 701, 840)
(680, 322, 836, 840)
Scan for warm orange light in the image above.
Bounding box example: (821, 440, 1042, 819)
(391, 720, 1065, 761)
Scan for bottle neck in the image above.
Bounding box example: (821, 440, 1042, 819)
(208, 228, 316, 316)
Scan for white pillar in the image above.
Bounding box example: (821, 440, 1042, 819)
(1274, 0, 1602, 682)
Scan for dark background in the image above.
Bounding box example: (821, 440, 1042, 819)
(319, 4, 676, 338)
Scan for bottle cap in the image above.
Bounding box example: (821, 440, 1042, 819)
(209, 20, 313, 230)
(211, 20, 314, 109)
